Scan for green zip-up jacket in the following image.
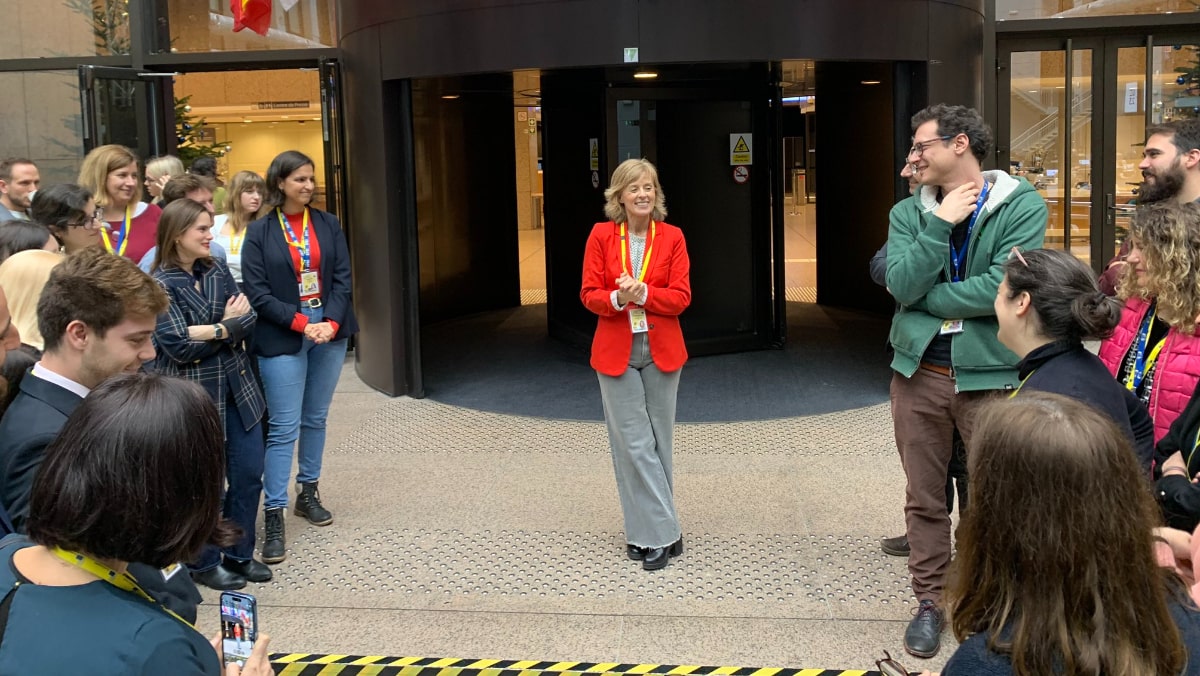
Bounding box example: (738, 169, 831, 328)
(885, 170, 1048, 392)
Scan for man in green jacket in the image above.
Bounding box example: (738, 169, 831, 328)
(886, 104, 1047, 659)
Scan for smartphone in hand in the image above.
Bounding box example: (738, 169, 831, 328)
(219, 591, 258, 668)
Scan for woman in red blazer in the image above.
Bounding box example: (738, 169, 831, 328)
(581, 158, 691, 571)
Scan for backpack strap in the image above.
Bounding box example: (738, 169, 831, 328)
(0, 581, 21, 647)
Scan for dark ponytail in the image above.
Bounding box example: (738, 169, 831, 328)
(1003, 249, 1120, 343)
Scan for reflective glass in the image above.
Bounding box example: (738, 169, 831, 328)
(0, 0, 130, 57)
(0, 71, 85, 186)
(997, 0, 1200, 21)
(165, 0, 336, 52)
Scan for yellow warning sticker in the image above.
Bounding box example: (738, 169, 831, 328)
(730, 134, 752, 165)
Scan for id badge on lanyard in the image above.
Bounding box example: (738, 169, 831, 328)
(620, 222, 655, 334)
(299, 270, 321, 297)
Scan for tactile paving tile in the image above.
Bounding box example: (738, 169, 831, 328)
(784, 287, 817, 303)
(260, 528, 912, 607)
(521, 289, 549, 305)
(328, 399, 896, 459)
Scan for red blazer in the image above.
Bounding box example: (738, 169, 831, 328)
(580, 221, 691, 376)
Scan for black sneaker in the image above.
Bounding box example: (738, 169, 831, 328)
(904, 600, 945, 658)
(881, 534, 910, 557)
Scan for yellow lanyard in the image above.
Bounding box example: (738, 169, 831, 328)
(228, 224, 246, 255)
(1008, 369, 1037, 399)
(1126, 338, 1167, 392)
(51, 547, 193, 628)
(619, 221, 656, 283)
(100, 205, 132, 256)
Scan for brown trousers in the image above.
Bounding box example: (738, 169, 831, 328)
(890, 368, 995, 603)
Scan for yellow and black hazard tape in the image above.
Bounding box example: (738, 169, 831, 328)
(268, 654, 892, 676)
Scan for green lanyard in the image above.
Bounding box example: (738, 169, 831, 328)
(51, 547, 193, 628)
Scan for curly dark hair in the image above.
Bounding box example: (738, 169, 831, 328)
(911, 104, 993, 163)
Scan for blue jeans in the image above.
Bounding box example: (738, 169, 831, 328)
(192, 390, 266, 571)
(258, 308, 347, 509)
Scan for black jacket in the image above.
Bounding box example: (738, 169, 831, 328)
(241, 207, 358, 357)
(1018, 341, 1155, 470)
(1155, 375, 1200, 530)
(0, 374, 82, 532)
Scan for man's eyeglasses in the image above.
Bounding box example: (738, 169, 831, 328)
(908, 134, 955, 157)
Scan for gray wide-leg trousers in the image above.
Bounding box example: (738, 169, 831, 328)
(596, 333, 682, 549)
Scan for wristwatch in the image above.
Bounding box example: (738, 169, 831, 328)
(213, 324, 225, 340)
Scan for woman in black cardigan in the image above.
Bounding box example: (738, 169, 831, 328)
(995, 247, 1155, 469)
(240, 150, 358, 564)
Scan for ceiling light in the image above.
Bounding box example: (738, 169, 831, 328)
(861, 80, 881, 85)
(634, 71, 658, 79)
(442, 94, 460, 99)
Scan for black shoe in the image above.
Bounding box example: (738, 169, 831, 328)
(294, 481, 333, 526)
(191, 565, 246, 591)
(881, 534, 911, 557)
(626, 544, 647, 560)
(223, 558, 273, 583)
(642, 537, 684, 571)
(903, 600, 945, 658)
(262, 507, 286, 564)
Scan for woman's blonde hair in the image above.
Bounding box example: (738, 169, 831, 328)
(948, 392, 1187, 676)
(1118, 201, 1200, 332)
(144, 155, 184, 182)
(78, 144, 141, 207)
(223, 171, 267, 231)
(603, 158, 667, 224)
(0, 249, 62, 352)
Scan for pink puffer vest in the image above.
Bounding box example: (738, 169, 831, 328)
(1098, 295, 1200, 443)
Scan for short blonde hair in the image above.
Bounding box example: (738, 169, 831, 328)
(0, 249, 62, 352)
(78, 144, 141, 207)
(603, 158, 667, 223)
(145, 155, 184, 182)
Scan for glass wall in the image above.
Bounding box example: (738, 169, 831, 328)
(998, 0, 1200, 21)
(0, 0, 130, 57)
(165, 0, 336, 52)
(0, 71, 86, 186)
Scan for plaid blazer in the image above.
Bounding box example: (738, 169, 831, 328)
(152, 259, 265, 432)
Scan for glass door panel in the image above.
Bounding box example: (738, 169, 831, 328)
(1069, 49, 1094, 266)
(1003, 49, 1070, 254)
(77, 66, 171, 160)
(1114, 47, 1148, 259)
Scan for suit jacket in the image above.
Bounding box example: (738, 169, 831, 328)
(0, 374, 83, 533)
(241, 207, 358, 357)
(580, 221, 691, 376)
(152, 259, 265, 431)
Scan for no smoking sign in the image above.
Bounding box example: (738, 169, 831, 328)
(733, 166, 749, 184)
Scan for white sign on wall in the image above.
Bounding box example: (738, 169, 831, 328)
(1125, 82, 1139, 113)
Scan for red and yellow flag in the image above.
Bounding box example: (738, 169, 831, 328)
(231, 0, 271, 36)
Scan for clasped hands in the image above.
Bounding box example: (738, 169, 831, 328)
(304, 321, 335, 344)
(615, 273, 647, 307)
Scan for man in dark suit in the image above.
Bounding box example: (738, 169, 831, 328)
(0, 248, 205, 623)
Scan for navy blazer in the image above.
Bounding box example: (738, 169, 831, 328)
(241, 207, 358, 357)
(0, 374, 83, 533)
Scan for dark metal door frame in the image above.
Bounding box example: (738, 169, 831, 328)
(77, 65, 173, 157)
(604, 79, 783, 351)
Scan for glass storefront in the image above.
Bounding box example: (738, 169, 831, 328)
(998, 0, 1200, 21)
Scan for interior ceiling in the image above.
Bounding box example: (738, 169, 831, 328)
(780, 60, 816, 96)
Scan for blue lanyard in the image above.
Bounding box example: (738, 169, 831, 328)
(949, 181, 991, 283)
(277, 208, 311, 270)
(1129, 301, 1160, 390)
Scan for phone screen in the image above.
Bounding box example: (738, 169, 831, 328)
(220, 592, 258, 667)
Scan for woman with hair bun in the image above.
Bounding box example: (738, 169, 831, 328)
(996, 247, 1154, 468)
